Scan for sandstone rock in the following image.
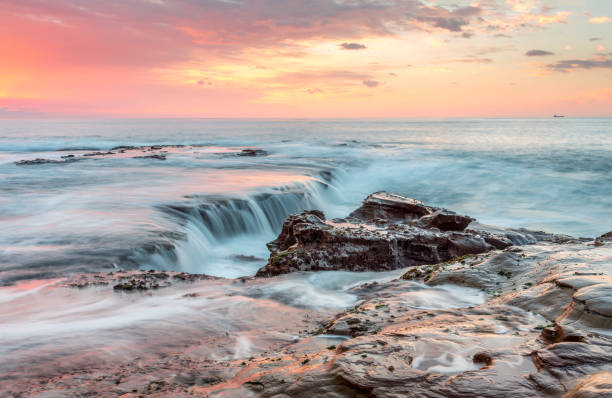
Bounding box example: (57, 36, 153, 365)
(565, 372, 612, 398)
(473, 351, 493, 365)
(573, 284, 612, 317)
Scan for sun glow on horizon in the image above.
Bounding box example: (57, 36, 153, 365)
(1, 0, 611, 118)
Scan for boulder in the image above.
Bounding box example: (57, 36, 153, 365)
(348, 191, 431, 221)
(257, 193, 495, 277)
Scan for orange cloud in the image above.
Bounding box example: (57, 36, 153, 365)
(589, 16, 612, 24)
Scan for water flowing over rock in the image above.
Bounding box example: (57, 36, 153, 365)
(3, 192, 611, 397)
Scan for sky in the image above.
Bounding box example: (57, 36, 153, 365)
(1, 0, 611, 118)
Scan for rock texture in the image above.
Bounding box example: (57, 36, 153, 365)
(256, 192, 573, 277)
(197, 241, 612, 398)
(5, 192, 611, 398)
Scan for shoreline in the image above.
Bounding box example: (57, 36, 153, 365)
(1, 192, 611, 397)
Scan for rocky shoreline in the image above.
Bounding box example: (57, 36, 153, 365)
(3, 192, 611, 397)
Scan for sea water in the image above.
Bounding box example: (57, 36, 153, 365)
(1, 118, 610, 283)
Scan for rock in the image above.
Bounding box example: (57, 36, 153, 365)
(15, 157, 81, 165)
(83, 151, 114, 157)
(237, 148, 268, 157)
(133, 154, 166, 160)
(420, 209, 474, 231)
(256, 208, 493, 277)
(16, 237, 612, 397)
(472, 351, 493, 365)
(573, 284, 612, 317)
(257, 192, 585, 277)
(565, 372, 612, 398)
(599, 231, 612, 241)
(349, 191, 431, 221)
(533, 342, 612, 369)
(265, 210, 326, 253)
(66, 270, 213, 291)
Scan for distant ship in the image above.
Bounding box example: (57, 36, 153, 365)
(553, 114, 565, 118)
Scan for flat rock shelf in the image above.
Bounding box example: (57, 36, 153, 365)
(1, 192, 611, 398)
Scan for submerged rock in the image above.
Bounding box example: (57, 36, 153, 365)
(133, 154, 167, 160)
(15, 157, 81, 165)
(13, 236, 612, 397)
(66, 269, 214, 291)
(237, 148, 268, 157)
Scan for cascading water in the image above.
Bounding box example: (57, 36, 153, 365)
(130, 176, 347, 278)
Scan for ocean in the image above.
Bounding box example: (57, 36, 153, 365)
(1, 118, 610, 284)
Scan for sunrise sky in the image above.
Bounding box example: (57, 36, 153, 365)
(1, 0, 611, 118)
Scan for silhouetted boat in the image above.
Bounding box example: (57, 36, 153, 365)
(553, 114, 565, 118)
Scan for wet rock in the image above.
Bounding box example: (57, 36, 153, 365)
(257, 193, 495, 277)
(110, 145, 140, 151)
(573, 284, 612, 317)
(473, 351, 493, 365)
(256, 213, 492, 276)
(133, 154, 167, 160)
(533, 342, 612, 370)
(420, 209, 474, 231)
(83, 151, 114, 157)
(66, 270, 214, 291)
(15, 157, 81, 165)
(237, 148, 268, 157)
(265, 210, 326, 253)
(565, 372, 612, 398)
(349, 191, 431, 221)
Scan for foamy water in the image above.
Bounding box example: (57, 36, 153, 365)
(0, 269, 483, 378)
(1, 118, 611, 283)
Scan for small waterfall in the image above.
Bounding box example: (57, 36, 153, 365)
(130, 174, 344, 278)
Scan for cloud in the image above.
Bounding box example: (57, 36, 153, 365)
(362, 80, 380, 87)
(526, 49, 554, 56)
(548, 58, 612, 72)
(590, 37, 602, 42)
(340, 42, 367, 50)
(452, 57, 494, 63)
(1, 0, 572, 72)
(306, 88, 324, 94)
(589, 16, 612, 24)
(275, 70, 372, 84)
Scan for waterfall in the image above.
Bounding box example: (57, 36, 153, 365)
(128, 174, 345, 278)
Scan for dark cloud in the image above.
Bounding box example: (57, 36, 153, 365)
(461, 32, 475, 38)
(548, 58, 612, 72)
(526, 49, 555, 56)
(340, 42, 367, 50)
(589, 37, 601, 41)
(414, 5, 482, 32)
(494, 34, 512, 38)
(362, 80, 379, 87)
